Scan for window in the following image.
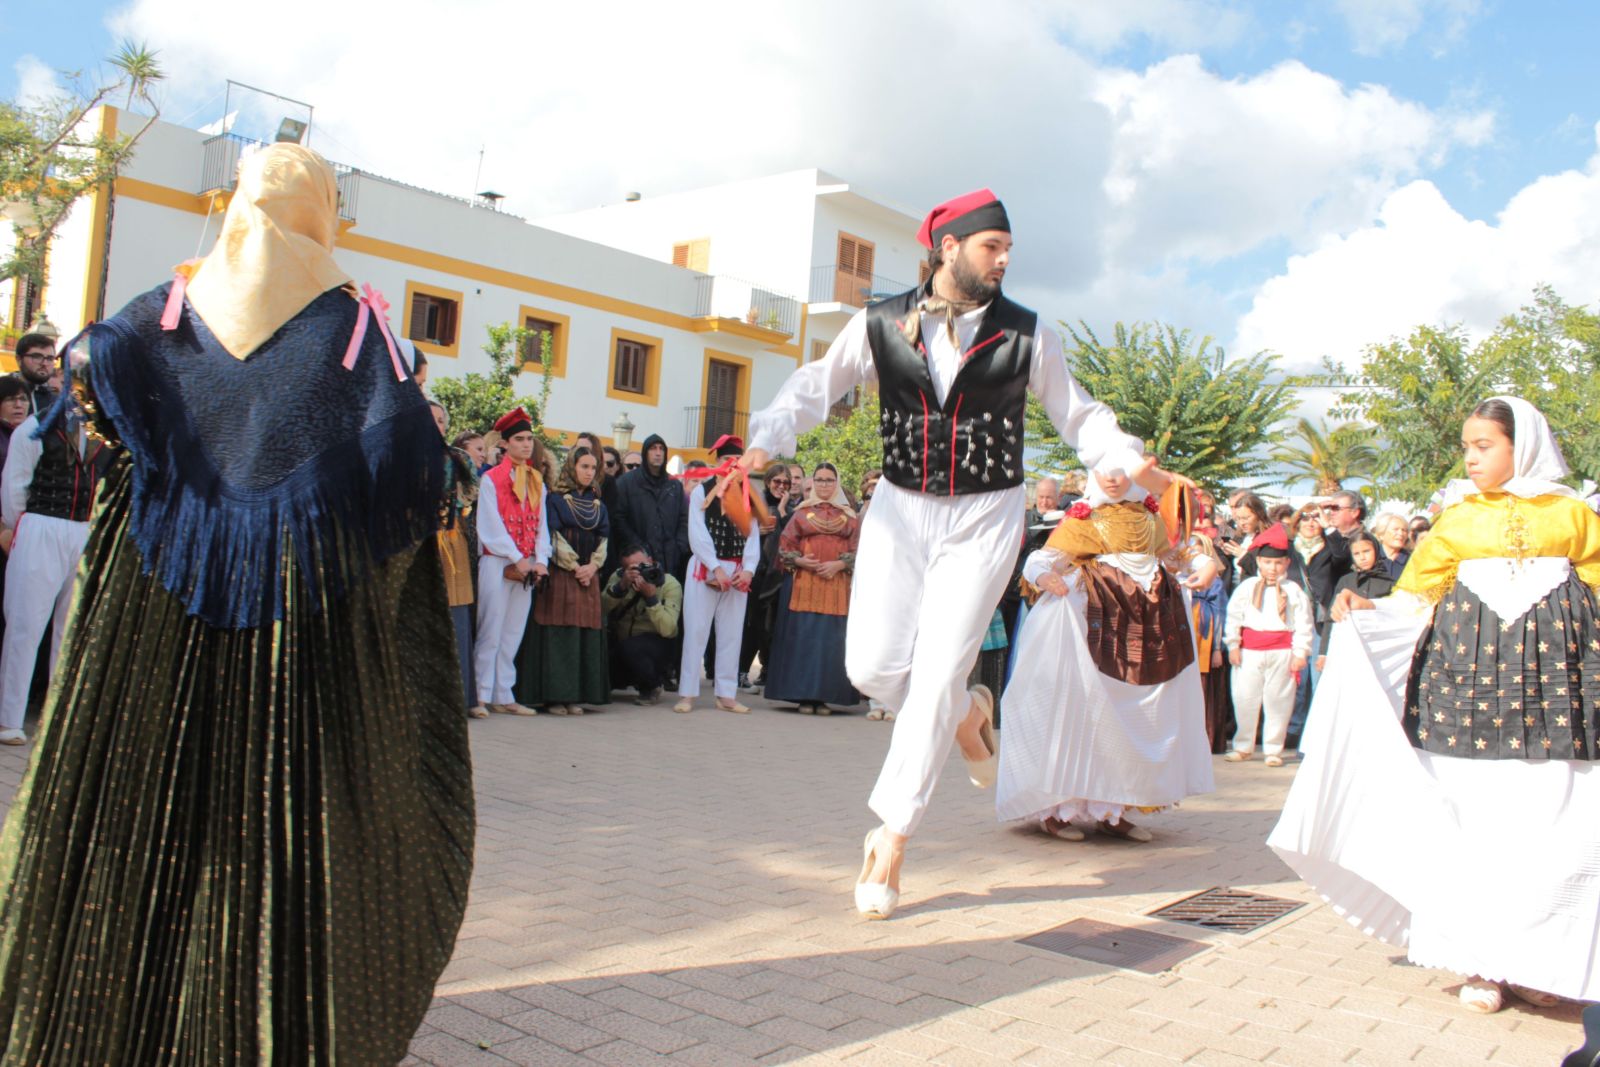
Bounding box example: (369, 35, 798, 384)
(834, 232, 875, 307)
(403, 280, 465, 357)
(606, 327, 663, 406)
(699, 350, 752, 449)
(517, 306, 570, 377)
(702, 360, 741, 447)
(811, 340, 829, 364)
(614, 339, 648, 393)
(670, 238, 710, 273)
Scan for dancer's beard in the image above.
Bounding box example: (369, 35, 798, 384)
(950, 246, 1001, 303)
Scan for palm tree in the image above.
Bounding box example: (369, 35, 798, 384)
(1271, 418, 1379, 495)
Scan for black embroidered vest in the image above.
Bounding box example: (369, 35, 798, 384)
(26, 424, 107, 522)
(705, 496, 745, 560)
(865, 286, 1034, 496)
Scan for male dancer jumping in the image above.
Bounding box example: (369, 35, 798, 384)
(743, 190, 1170, 917)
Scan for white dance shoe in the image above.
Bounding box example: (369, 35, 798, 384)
(854, 828, 900, 920)
(963, 685, 998, 789)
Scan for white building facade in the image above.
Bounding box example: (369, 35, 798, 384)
(4, 108, 920, 457)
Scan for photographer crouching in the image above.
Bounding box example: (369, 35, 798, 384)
(604, 545, 683, 705)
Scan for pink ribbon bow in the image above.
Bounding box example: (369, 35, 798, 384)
(342, 283, 407, 380)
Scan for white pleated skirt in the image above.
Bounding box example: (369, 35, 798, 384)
(1268, 606, 1600, 999)
(996, 576, 1214, 824)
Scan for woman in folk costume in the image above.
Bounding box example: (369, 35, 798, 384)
(433, 401, 487, 719)
(0, 145, 473, 1062)
(997, 463, 1216, 843)
(515, 445, 610, 714)
(740, 189, 1169, 919)
(1272, 396, 1600, 1014)
(1223, 523, 1314, 766)
(475, 407, 551, 717)
(674, 435, 762, 714)
(764, 462, 861, 715)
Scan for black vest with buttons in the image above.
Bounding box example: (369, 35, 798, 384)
(25, 423, 107, 522)
(704, 496, 746, 560)
(865, 285, 1034, 496)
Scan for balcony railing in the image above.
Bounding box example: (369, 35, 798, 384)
(808, 264, 915, 308)
(200, 133, 360, 222)
(683, 405, 750, 450)
(691, 274, 799, 336)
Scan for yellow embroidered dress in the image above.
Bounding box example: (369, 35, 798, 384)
(1271, 401, 1600, 1002)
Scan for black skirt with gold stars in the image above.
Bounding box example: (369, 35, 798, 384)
(1403, 569, 1600, 761)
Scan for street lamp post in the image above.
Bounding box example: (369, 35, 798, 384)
(611, 411, 635, 454)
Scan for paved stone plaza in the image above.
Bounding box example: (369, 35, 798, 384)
(0, 694, 1587, 1065)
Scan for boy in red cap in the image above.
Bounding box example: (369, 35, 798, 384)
(742, 189, 1175, 918)
(1223, 523, 1313, 766)
(476, 407, 551, 715)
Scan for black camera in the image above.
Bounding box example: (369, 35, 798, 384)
(633, 562, 665, 586)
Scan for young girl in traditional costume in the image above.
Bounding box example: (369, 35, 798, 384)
(515, 445, 610, 714)
(997, 463, 1215, 843)
(1271, 396, 1600, 1014)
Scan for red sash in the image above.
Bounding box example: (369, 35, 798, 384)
(1240, 628, 1293, 652)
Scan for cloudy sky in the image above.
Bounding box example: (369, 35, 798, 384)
(6, 0, 1598, 381)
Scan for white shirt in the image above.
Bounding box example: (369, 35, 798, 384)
(687, 483, 761, 576)
(475, 476, 552, 565)
(747, 303, 1144, 472)
(1225, 577, 1314, 657)
(2, 414, 52, 529)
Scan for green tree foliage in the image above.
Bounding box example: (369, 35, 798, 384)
(1269, 418, 1379, 495)
(1323, 287, 1600, 501)
(431, 324, 556, 444)
(793, 389, 883, 494)
(1, 43, 165, 286)
(1025, 322, 1293, 490)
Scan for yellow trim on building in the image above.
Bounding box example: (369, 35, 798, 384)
(606, 326, 664, 407)
(516, 304, 570, 377)
(79, 106, 120, 325)
(402, 279, 465, 358)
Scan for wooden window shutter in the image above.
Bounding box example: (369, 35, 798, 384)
(671, 239, 710, 272)
(409, 294, 429, 340)
(853, 241, 874, 281)
(440, 299, 458, 346)
(834, 234, 859, 305)
(671, 243, 691, 268)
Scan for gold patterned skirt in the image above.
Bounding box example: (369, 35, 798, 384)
(0, 457, 475, 1063)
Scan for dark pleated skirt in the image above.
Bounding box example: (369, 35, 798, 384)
(0, 459, 475, 1065)
(765, 582, 858, 707)
(514, 623, 611, 706)
(452, 603, 477, 710)
(1202, 662, 1235, 754)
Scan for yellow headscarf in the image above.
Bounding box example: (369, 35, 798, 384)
(184, 143, 353, 359)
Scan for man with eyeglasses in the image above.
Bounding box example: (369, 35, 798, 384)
(1285, 489, 1365, 748)
(11, 334, 59, 417)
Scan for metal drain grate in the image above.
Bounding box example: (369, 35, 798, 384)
(1019, 918, 1209, 974)
(1148, 887, 1304, 933)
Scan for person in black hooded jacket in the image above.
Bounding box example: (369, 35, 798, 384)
(611, 433, 689, 581)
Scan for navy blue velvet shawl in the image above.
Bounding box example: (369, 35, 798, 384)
(88, 283, 444, 629)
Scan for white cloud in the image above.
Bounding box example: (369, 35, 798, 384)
(1234, 122, 1600, 371)
(1334, 0, 1483, 56)
(1048, 0, 1252, 52)
(14, 55, 62, 109)
(1092, 56, 1492, 268)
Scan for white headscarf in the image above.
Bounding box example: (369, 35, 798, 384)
(1082, 460, 1149, 508)
(1438, 395, 1574, 508)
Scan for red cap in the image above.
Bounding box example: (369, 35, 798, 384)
(710, 434, 745, 458)
(493, 406, 533, 437)
(916, 188, 1011, 250)
(1253, 523, 1290, 557)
